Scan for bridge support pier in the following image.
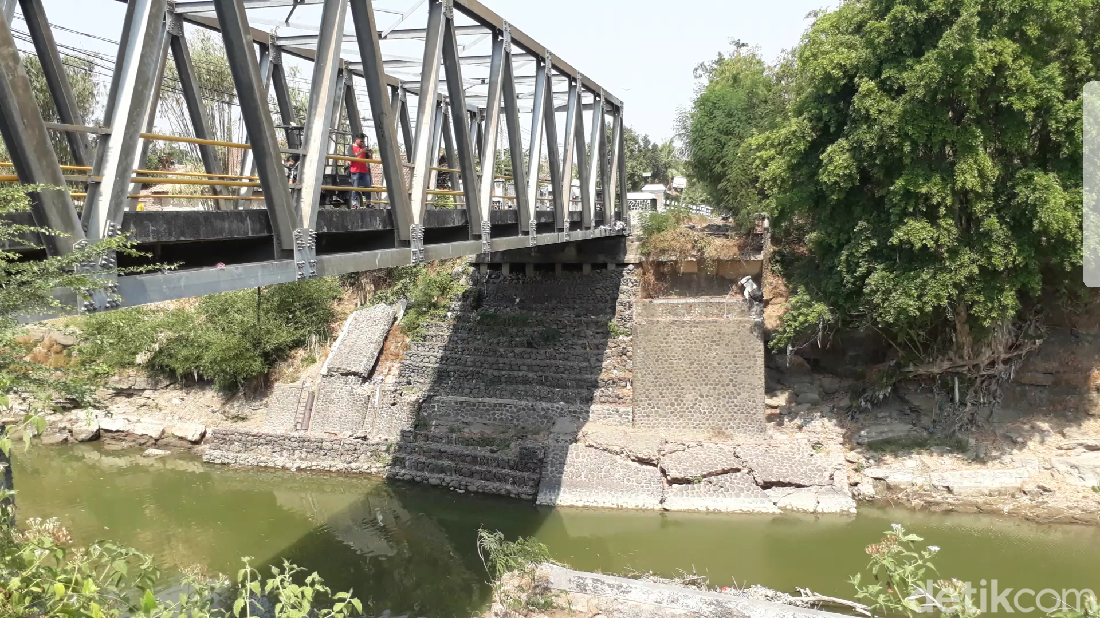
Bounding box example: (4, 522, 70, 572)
(501, 263, 511, 276)
(525, 263, 535, 278)
(582, 263, 592, 275)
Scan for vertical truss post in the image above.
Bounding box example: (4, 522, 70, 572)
(608, 105, 623, 225)
(0, 9, 84, 254)
(476, 29, 505, 240)
(617, 103, 628, 232)
(501, 26, 530, 235)
(440, 0, 482, 241)
(349, 0, 413, 241)
(235, 42, 272, 209)
(524, 52, 548, 231)
(585, 91, 603, 230)
(126, 19, 169, 212)
(427, 98, 444, 195)
(214, 0, 295, 256)
(397, 88, 414, 163)
(542, 57, 564, 227)
(271, 47, 301, 150)
(574, 88, 594, 231)
(407, 0, 444, 249)
(296, 0, 347, 272)
(475, 112, 485, 162)
(441, 104, 458, 194)
(168, 14, 225, 194)
(83, 0, 167, 242)
(558, 75, 580, 235)
(19, 0, 92, 167)
(344, 74, 365, 139)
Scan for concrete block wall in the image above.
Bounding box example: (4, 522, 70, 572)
(633, 298, 765, 434)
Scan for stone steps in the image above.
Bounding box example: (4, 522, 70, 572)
(402, 350, 601, 374)
(385, 466, 537, 500)
(419, 381, 613, 405)
(393, 442, 542, 474)
(417, 328, 618, 350)
(406, 341, 610, 364)
(403, 364, 626, 391)
(420, 395, 633, 429)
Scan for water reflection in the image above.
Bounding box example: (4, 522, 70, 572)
(13, 445, 1100, 617)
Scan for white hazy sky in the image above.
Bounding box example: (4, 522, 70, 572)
(25, 0, 829, 142)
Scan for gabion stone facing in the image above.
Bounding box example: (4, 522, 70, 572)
(736, 440, 837, 487)
(663, 472, 780, 514)
(323, 304, 397, 377)
(263, 383, 305, 433)
(659, 443, 744, 482)
(633, 299, 765, 434)
(537, 442, 664, 509)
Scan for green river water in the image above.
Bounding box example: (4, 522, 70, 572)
(12, 444, 1100, 617)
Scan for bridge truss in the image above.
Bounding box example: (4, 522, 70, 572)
(0, 0, 627, 310)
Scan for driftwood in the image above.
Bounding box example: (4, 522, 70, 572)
(795, 588, 873, 616)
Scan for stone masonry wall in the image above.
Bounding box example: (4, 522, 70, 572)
(633, 298, 765, 434)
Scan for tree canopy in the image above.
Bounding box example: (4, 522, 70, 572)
(750, 0, 1097, 358)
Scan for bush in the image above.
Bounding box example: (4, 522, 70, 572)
(371, 263, 464, 340)
(76, 278, 340, 390)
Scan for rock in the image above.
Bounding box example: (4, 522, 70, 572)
(845, 451, 865, 465)
(1050, 453, 1100, 487)
(862, 467, 928, 488)
(1058, 439, 1100, 451)
(855, 423, 925, 446)
(50, 332, 77, 347)
(169, 422, 206, 444)
(853, 481, 876, 499)
(928, 469, 1031, 496)
(72, 420, 100, 442)
(818, 376, 842, 395)
(815, 488, 858, 514)
(40, 432, 69, 445)
(142, 448, 171, 458)
(98, 417, 131, 433)
(766, 486, 818, 512)
(764, 392, 793, 408)
(550, 417, 578, 435)
(796, 392, 822, 405)
(131, 418, 166, 440)
(1016, 372, 1054, 387)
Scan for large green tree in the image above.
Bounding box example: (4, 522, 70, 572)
(622, 127, 683, 190)
(681, 42, 788, 218)
(753, 0, 1096, 359)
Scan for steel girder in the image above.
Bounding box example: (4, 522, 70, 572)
(1, 0, 628, 313)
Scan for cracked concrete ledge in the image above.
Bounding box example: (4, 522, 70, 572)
(534, 564, 846, 618)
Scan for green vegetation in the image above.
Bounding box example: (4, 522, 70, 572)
(680, 41, 788, 221)
(608, 320, 630, 339)
(0, 510, 363, 617)
(745, 0, 1095, 363)
(476, 529, 553, 582)
(622, 127, 684, 190)
(370, 263, 464, 340)
(0, 57, 98, 166)
(75, 278, 340, 390)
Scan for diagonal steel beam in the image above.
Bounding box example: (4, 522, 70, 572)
(270, 47, 301, 150)
(168, 15, 226, 194)
(297, 0, 347, 239)
(329, 67, 348, 135)
(18, 0, 92, 167)
(0, 0, 14, 24)
(213, 0, 295, 255)
(598, 100, 610, 224)
(83, 0, 167, 242)
(349, 0, 413, 241)
(558, 75, 579, 233)
(343, 72, 365, 139)
(584, 90, 603, 230)
(608, 105, 622, 225)
(476, 31, 504, 231)
(427, 98, 444, 194)
(381, 0, 426, 38)
(125, 13, 168, 211)
(441, 103, 458, 194)
(406, 0, 444, 245)
(617, 104, 628, 232)
(397, 88, 414, 163)
(541, 53, 563, 222)
(440, 0, 483, 240)
(524, 52, 548, 218)
(501, 26, 530, 234)
(0, 8, 84, 254)
(234, 42, 273, 208)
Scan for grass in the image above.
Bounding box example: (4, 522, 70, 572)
(608, 320, 631, 338)
(370, 262, 465, 340)
(477, 529, 562, 613)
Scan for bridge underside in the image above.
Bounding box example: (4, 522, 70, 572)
(0, 0, 628, 310)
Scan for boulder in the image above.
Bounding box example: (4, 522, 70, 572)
(855, 423, 925, 446)
(131, 419, 166, 440)
(71, 420, 100, 442)
(764, 392, 793, 408)
(928, 469, 1031, 496)
(142, 448, 171, 458)
(98, 417, 131, 433)
(1051, 453, 1100, 487)
(766, 486, 818, 512)
(1057, 439, 1100, 452)
(40, 432, 69, 446)
(169, 422, 206, 444)
(818, 376, 842, 395)
(796, 392, 822, 405)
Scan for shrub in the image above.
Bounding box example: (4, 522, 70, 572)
(371, 263, 464, 340)
(76, 278, 340, 390)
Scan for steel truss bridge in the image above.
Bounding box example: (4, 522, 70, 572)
(0, 0, 627, 311)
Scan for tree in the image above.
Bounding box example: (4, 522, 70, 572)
(680, 42, 788, 218)
(753, 0, 1096, 362)
(622, 127, 683, 191)
(0, 55, 98, 166)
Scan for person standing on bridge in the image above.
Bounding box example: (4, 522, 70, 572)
(349, 135, 373, 209)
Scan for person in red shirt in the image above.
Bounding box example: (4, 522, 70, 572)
(349, 135, 372, 208)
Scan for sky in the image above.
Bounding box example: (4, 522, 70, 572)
(25, 0, 831, 142)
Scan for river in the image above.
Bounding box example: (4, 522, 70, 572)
(12, 444, 1100, 617)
